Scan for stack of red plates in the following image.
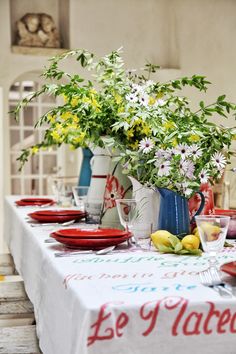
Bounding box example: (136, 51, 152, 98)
(50, 228, 132, 249)
(28, 210, 86, 223)
(15, 198, 54, 207)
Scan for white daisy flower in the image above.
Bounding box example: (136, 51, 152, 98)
(199, 169, 209, 183)
(139, 93, 149, 107)
(155, 149, 171, 159)
(139, 138, 154, 153)
(131, 84, 144, 95)
(175, 144, 191, 158)
(156, 160, 171, 177)
(189, 144, 203, 159)
(126, 93, 138, 103)
(179, 182, 193, 198)
(180, 160, 195, 179)
(211, 152, 227, 169)
(156, 98, 166, 106)
(184, 188, 193, 197)
(166, 147, 177, 157)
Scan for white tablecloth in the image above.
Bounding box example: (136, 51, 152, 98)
(4, 196, 236, 354)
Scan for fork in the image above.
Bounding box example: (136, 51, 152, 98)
(200, 268, 234, 297)
(30, 219, 76, 227)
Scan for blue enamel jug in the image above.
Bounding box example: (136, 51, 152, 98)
(78, 148, 93, 187)
(158, 188, 205, 238)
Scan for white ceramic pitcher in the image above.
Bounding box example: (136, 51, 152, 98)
(87, 146, 111, 201)
(128, 176, 160, 238)
(87, 145, 132, 228)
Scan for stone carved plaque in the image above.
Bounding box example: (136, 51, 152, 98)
(16, 13, 60, 48)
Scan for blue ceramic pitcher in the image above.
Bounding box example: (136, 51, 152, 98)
(78, 148, 93, 187)
(158, 188, 205, 238)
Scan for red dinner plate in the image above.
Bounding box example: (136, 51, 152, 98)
(28, 210, 86, 223)
(21, 198, 53, 203)
(55, 228, 130, 239)
(50, 232, 131, 249)
(15, 198, 54, 206)
(32, 210, 85, 217)
(220, 261, 236, 277)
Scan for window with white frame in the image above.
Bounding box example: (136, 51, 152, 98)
(9, 80, 61, 195)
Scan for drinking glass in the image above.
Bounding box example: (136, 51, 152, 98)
(116, 199, 138, 232)
(58, 185, 73, 207)
(195, 215, 230, 269)
(72, 186, 89, 211)
(51, 177, 64, 205)
(84, 198, 103, 224)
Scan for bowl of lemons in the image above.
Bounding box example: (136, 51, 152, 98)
(151, 228, 202, 256)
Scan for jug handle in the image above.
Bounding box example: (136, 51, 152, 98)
(190, 191, 205, 222)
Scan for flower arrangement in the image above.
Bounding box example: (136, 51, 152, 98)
(13, 48, 236, 198)
(14, 47, 157, 167)
(113, 83, 236, 197)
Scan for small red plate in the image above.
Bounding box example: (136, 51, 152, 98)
(16, 198, 54, 206)
(50, 232, 131, 249)
(55, 228, 130, 239)
(28, 210, 86, 223)
(220, 261, 236, 277)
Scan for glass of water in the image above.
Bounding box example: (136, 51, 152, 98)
(72, 186, 89, 211)
(195, 214, 230, 269)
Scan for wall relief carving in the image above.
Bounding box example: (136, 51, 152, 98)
(16, 13, 60, 48)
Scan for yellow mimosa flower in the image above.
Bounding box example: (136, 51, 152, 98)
(51, 130, 62, 142)
(142, 124, 151, 135)
(31, 146, 39, 155)
(156, 92, 164, 99)
(69, 123, 78, 130)
(171, 138, 178, 147)
(47, 114, 56, 123)
(148, 96, 156, 106)
(62, 94, 68, 103)
(129, 141, 139, 150)
(91, 98, 100, 108)
(72, 115, 79, 123)
(118, 106, 125, 113)
(71, 97, 79, 107)
(72, 132, 86, 144)
(55, 123, 62, 130)
(90, 88, 97, 95)
(188, 134, 200, 142)
(115, 94, 122, 104)
(163, 121, 175, 130)
(61, 112, 72, 121)
(82, 97, 91, 104)
(133, 118, 142, 126)
(126, 129, 134, 138)
(61, 127, 69, 135)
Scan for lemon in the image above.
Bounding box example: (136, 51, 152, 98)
(181, 234, 200, 250)
(200, 222, 221, 241)
(151, 230, 173, 248)
(192, 227, 200, 239)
